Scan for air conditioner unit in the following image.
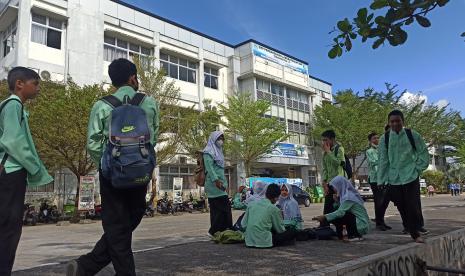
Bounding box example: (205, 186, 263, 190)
(40, 70, 51, 80)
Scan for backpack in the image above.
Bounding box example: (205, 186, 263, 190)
(100, 93, 156, 189)
(335, 144, 353, 179)
(384, 128, 416, 151)
(0, 98, 24, 175)
(194, 150, 207, 187)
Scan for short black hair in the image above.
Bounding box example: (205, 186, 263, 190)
(108, 58, 137, 88)
(321, 130, 336, 139)
(266, 184, 281, 200)
(368, 132, 377, 141)
(7, 67, 40, 92)
(388, 110, 404, 122)
(384, 124, 390, 132)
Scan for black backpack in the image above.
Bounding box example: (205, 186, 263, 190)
(335, 144, 353, 179)
(384, 128, 416, 151)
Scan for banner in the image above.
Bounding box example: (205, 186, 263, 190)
(268, 143, 308, 159)
(78, 176, 95, 211)
(248, 177, 303, 189)
(173, 177, 183, 204)
(252, 43, 309, 75)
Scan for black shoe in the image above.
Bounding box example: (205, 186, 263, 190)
(383, 224, 392, 230)
(401, 229, 409, 235)
(376, 224, 389, 231)
(419, 228, 430, 235)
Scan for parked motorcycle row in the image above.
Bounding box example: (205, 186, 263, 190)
(23, 200, 61, 226)
(145, 192, 207, 217)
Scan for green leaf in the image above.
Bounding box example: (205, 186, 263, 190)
(337, 18, 351, 32)
(372, 37, 385, 49)
(357, 8, 368, 19)
(359, 27, 371, 37)
(349, 32, 357, 39)
(328, 46, 339, 59)
(367, 13, 374, 22)
(345, 37, 352, 51)
(461, 32, 465, 37)
(395, 27, 408, 44)
(415, 15, 431, 27)
(375, 16, 388, 25)
(337, 46, 343, 56)
(370, 0, 389, 10)
(405, 17, 414, 25)
(437, 0, 449, 7)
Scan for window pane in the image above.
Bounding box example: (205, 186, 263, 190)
(179, 66, 188, 81)
(117, 39, 127, 49)
(141, 47, 151, 56)
(204, 74, 210, 87)
(169, 64, 178, 79)
(160, 52, 168, 61)
(32, 13, 46, 25)
(31, 24, 47, 45)
(211, 76, 218, 89)
(180, 167, 189, 174)
(49, 18, 62, 29)
(160, 61, 169, 75)
(169, 167, 179, 174)
(210, 68, 218, 76)
(103, 45, 115, 62)
(188, 62, 197, 69)
(169, 55, 178, 64)
(159, 166, 169, 173)
(104, 36, 115, 45)
(115, 48, 127, 59)
(46, 29, 61, 49)
(179, 58, 188, 67)
(129, 43, 139, 52)
(204, 66, 210, 74)
(188, 69, 196, 83)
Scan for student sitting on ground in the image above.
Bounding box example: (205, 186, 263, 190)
(313, 176, 369, 242)
(241, 184, 296, 248)
(278, 184, 303, 230)
(232, 185, 247, 210)
(244, 180, 267, 205)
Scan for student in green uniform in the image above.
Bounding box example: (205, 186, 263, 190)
(378, 110, 430, 243)
(278, 183, 303, 230)
(320, 130, 346, 226)
(366, 132, 391, 231)
(0, 67, 53, 276)
(313, 176, 369, 242)
(68, 59, 160, 276)
(232, 185, 247, 210)
(242, 184, 296, 248)
(203, 131, 233, 236)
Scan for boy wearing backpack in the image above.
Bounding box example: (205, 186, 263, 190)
(67, 59, 159, 276)
(0, 67, 53, 276)
(320, 130, 347, 226)
(378, 110, 429, 243)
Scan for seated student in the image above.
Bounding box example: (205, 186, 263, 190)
(313, 176, 369, 242)
(244, 180, 267, 205)
(241, 184, 296, 248)
(277, 184, 303, 230)
(232, 185, 247, 210)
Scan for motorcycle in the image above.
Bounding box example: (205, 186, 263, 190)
(157, 193, 173, 215)
(23, 203, 38, 226)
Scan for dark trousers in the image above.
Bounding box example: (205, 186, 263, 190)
(389, 179, 422, 239)
(0, 169, 27, 276)
(272, 228, 297, 247)
(331, 212, 360, 239)
(208, 195, 233, 235)
(321, 187, 336, 227)
(78, 172, 147, 276)
(369, 183, 390, 226)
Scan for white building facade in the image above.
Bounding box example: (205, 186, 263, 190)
(0, 0, 333, 195)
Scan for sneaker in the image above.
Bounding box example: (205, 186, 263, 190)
(347, 236, 364, 242)
(419, 228, 430, 235)
(207, 232, 214, 239)
(383, 224, 392, 230)
(401, 229, 409, 235)
(66, 260, 79, 276)
(376, 225, 389, 231)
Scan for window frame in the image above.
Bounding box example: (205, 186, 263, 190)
(30, 12, 63, 50)
(204, 65, 219, 89)
(160, 52, 198, 84)
(103, 34, 153, 66)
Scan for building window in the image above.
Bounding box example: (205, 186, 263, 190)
(103, 35, 152, 67)
(159, 165, 196, 191)
(288, 120, 309, 145)
(256, 78, 285, 107)
(1, 19, 17, 57)
(287, 88, 310, 112)
(308, 170, 318, 186)
(31, 13, 63, 50)
(160, 52, 197, 83)
(204, 66, 218, 89)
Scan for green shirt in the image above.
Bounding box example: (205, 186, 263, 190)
(377, 128, 429, 185)
(241, 199, 286, 248)
(322, 144, 346, 183)
(366, 145, 379, 184)
(86, 86, 160, 166)
(0, 95, 53, 186)
(203, 153, 228, 198)
(325, 201, 370, 235)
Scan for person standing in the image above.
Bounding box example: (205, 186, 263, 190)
(67, 58, 160, 276)
(204, 131, 233, 236)
(320, 130, 346, 226)
(427, 185, 435, 197)
(0, 67, 53, 276)
(378, 110, 430, 243)
(366, 132, 391, 231)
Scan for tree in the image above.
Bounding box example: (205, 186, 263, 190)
(1, 80, 108, 219)
(328, 0, 455, 58)
(219, 93, 288, 177)
(422, 170, 446, 191)
(178, 99, 221, 159)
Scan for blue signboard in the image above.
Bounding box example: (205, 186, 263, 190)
(249, 177, 303, 189)
(252, 43, 309, 75)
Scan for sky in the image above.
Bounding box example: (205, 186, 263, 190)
(124, 0, 465, 115)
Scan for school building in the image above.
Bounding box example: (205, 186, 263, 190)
(0, 0, 333, 198)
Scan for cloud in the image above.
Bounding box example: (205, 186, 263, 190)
(435, 99, 449, 109)
(399, 91, 428, 106)
(422, 77, 465, 93)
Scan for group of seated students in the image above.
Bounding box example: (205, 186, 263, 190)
(237, 176, 370, 248)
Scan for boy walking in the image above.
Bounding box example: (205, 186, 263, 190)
(320, 130, 346, 226)
(67, 59, 159, 276)
(378, 110, 429, 243)
(0, 67, 53, 276)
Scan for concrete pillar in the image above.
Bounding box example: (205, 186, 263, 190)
(16, 0, 32, 67)
(300, 166, 309, 187)
(198, 51, 204, 111)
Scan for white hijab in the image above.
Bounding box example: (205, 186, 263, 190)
(203, 131, 225, 168)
